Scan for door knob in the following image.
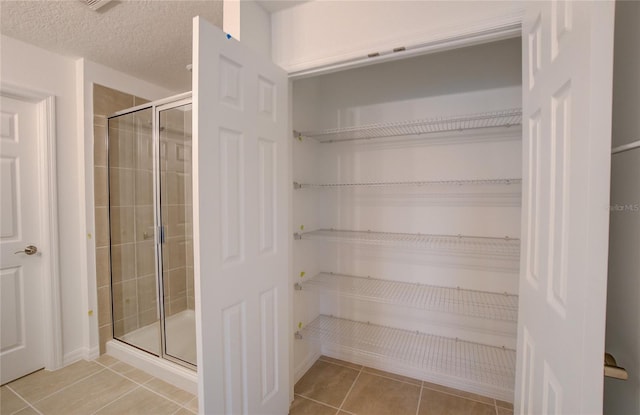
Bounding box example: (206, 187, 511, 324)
(14, 245, 38, 255)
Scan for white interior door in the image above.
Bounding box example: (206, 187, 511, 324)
(517, 1, 615, 413)
(192, 17, 290, 414)
(0, 95, 45, 384)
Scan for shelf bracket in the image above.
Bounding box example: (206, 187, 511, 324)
(293, 182, 302, 190)
(294, 331, 303, 340)
(294, 233, 302, 240)
(294, 283, 303, 291)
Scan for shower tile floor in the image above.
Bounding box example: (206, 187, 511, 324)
(291, 356, 515, 415)
(0, 355, 197, 415)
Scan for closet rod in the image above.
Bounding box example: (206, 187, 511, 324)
(611, 139, 640, 155)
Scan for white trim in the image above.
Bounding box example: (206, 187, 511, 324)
(63, 348, 87, 366)
(611, 140, 640, 155)
(285, 18, 523, 79)
(0, 83, 63, 371)
(294, 350, 321, 384)
(75, 59, 94, 371)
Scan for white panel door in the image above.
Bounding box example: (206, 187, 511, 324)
(0, 96, 45, 384)
(192, 17, 290, 414)
(517, 1, 615, 414)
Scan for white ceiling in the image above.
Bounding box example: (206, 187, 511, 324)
(256, 0, 309, 13)
(0, 0, 224, 92)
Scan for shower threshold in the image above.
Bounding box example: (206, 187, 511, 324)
(120, 309, 196, 366)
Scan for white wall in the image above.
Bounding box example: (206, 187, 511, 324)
(1, 34, 177, 364)
(223, 0, 272, 59)
(604, 1, 640, 413)
(291, 37, 523, 380)
(271, 0, 523, 74)
(77, 59, 175, 359)
(1, 35, 82, 362)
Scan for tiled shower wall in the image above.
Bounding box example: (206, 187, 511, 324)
(94, 84, 147, 354)
(160, 108, 194, 316)
(94, 84, 193, 354)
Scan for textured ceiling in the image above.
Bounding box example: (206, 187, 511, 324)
(0, 0, 224, 92)
(257, 0, 309, 13)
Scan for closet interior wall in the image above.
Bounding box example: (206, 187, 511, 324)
(291, 38, 523, 401)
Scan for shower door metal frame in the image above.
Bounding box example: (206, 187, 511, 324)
(154, 96, 196, 370)
(107, 91, 195, 371)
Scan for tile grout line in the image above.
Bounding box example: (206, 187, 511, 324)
(170, 403, 194, 415)
(181, 396, 199, 414)
(97, 361, 196, 410)
(320, 356, 499, 409)
(319, 358, 420, 387)
(293, 394, 345, 413)
(415, 382, 424, 415)
(88, 385, 142, 415)
(138, 380, 197, 409)
(359, 369, 422, 387)
(318, 357, 363, 372)
(421, 384, 495, 407)
(95, 359, 193, 405)
(5, 385, 44, 415)
(16, 367, 108, 406)
(94, 359, 152, 386)
(336, 365, 363, 414)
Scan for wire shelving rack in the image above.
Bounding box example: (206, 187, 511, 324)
(295, 229, 520, 259)
(299, 315, 516, 399)
(296, 108, 522, 143)
(299, 272, 518, 322)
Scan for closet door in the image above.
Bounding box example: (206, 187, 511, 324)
(192, 17, 290, 415)
(517, 1, 614, 414)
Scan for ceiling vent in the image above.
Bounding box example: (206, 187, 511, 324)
(81, 0, 113, 11)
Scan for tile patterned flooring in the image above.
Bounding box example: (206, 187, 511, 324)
(1, 354, 515, 415)
(291, 356, 514, 415)
(0, 355, 198, 415)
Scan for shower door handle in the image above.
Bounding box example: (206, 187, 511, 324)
(158, 225, 165, 244)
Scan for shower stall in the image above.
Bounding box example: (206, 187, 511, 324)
(107, 93, 196, 370)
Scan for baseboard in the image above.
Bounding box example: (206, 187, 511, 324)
(294, 350, 321, 383)
(86, 346, 100, 360)
(62, 348, 87, 366)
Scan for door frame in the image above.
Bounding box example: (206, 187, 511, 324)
(1, 82, 63, 371)
(283, 15, 528, 404)
(280, 6, 611, 408)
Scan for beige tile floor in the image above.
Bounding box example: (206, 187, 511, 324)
(291, 356, 515, 415)
(2, 354, 514, 415)
(0, 355, 198, 415)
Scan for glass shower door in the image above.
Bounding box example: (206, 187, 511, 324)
(157, 101, 196, 366)
(108, 107, 161, 355)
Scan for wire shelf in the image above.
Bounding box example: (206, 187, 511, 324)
(300, 315, 515, 395)
(294, 178, 522, 189)
(301, 273, 518, 322)
(297, 109, 522, 143)
(295, 229, 520, 258)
